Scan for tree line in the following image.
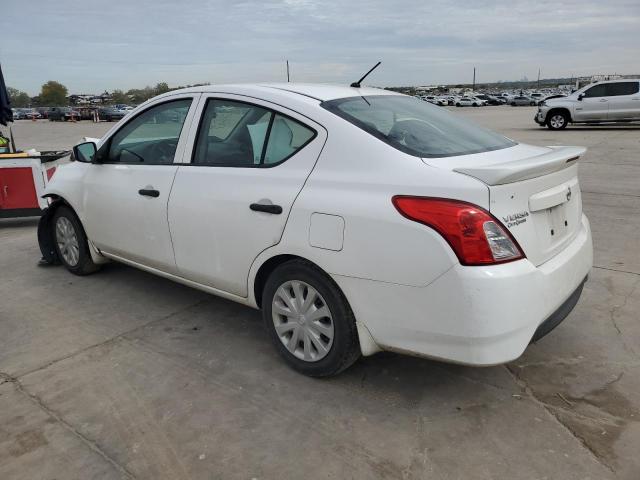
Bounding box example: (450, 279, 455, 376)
(7, 80, 207, 108)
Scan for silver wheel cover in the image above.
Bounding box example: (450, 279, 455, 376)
(55, 216, 80, 266)
(550, 115, 565, 128)
(272, 280, 334, 362)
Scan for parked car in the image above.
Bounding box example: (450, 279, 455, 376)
(48, 107, 81, 121)
(98, 107, 128, 122)
(25, 109, 42, 119)
(510, 96, 536, 106)
(455, 96, 485, 107)
(11, 108, 26, 120)
(474, 94, 503, 105)
(39, 84, 592, 376)
(535, 79, 640, 129)
(528, 92, 545, 104)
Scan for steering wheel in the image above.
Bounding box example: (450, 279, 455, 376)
(148, 140, 177, 163)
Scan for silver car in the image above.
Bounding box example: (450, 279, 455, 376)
(535, 79, 640, 129)
(510, 96, 536, 106)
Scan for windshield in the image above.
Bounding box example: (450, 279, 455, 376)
(321, 95, 516, 157)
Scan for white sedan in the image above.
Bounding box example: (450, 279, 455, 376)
(39, 84, 592, 376)
(455, 96, 486, 107)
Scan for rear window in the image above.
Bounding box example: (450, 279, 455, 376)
(321, 95, 515, 158)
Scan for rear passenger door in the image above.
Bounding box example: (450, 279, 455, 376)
(168, 95, 327, 297)
(605, 81, 640, 120)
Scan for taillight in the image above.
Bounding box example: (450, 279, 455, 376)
(392, 196, 524, 266)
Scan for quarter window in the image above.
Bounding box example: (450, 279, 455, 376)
(105, 99, 192, 164)
(193, 99, 316, 167)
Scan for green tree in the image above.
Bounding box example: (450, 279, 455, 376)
(7, 87, 31, 108)
(154, 82, 170, 95)
(110, 89, 130, 105)
(39, 81, 68, 106)
(126, 86, 155, 104)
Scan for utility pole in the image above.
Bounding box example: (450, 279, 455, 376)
(537, 68, 540, 90)
(286, 60, 290, 82)
(472, 67, 476, 91)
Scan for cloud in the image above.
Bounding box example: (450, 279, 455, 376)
(2, 0, 638, 93)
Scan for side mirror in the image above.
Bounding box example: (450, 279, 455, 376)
(72, 141, 97, 163)
(577, 93, 584, 101)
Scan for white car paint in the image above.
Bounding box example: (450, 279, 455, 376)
(455, 96, 486, 107)
(45, 83, 592, 367)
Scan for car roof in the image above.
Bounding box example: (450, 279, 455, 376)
(162, 83, 401, 102)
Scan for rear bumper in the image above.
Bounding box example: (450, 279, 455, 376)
(334, 214, 593, 365)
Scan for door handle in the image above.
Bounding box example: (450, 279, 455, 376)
(599, 98, 608, 102)
(250, 203, 283, 214)
(138, 188, 160, 198)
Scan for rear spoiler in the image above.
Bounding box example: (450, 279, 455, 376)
(453, 146, 586, 185)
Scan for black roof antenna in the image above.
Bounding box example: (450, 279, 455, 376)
(350, 62, 381, 88)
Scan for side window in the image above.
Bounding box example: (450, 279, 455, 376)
(605, 82, 640, 96)
(194, 100, 271, 166)
(193, 99, 316, 167)
(263, 114, 315, 165)
(582, 84, 608, 98)
(106, 99, 192, 164)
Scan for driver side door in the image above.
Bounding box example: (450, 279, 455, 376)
(574, 84, 609, 121)
(81, 95, 199, 273)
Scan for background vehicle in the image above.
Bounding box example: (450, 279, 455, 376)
(25, 109, 42, 119)
(510, 96, 536, 106)
(11, 108, 25, 120)
(475, 94, 503, 105)
(536, 79, 640, 129)
(456, 96, 485, 107)
(39, 84, 592, 377)
(98, 106, 127, 122)
(48, 107, 81, 121)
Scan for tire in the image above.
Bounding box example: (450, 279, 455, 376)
(262, 259, 360, 377)
(473, 103, 479, 107)
(547, 111, 569, 130)
(52, 206, 100, 275)
(456, 103, 461, 107)
(107, 116, 113, 122)
(511, 102, 516, 106)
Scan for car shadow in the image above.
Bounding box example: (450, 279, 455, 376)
(95, 262, 512, 402)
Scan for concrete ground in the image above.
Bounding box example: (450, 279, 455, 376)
(1, 109, 638, 479)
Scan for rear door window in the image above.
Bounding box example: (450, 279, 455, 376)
(605, 82, 639, 96)
(193, 99, 316, 167)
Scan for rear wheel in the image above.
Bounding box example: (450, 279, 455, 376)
(547, 112, 569, 130)
(52, 206, 100, 275)
(262, 260, 360, 377)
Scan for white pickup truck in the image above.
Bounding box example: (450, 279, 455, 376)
(535, 79, 640, 129)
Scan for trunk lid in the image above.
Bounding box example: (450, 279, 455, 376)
(423, 144, 585, 266)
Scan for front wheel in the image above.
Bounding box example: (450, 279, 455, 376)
(262, 260, 360, 377)
(547, 112, 569, 130)
(52, 206, 101, 275)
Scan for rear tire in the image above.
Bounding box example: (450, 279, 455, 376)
(262, 259, 360, 377)
(52, 206, 101, 275)
(547, 111, 569, 130)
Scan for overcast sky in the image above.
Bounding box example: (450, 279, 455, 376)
(2, 0, 639, 95)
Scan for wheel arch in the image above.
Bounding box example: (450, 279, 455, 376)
(38, 195, 107, 265)
(546, 107, 572, 123)
(251, 252, 381, 357)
